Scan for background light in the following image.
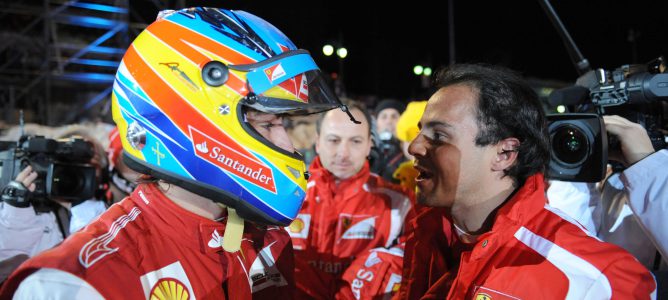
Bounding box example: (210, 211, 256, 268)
(336, 47, 348, 59)
(423, 67, 432, 76)
(323, 44, 334, 56)
(557, 105, 566, 113)
(413, 65, 424, 75)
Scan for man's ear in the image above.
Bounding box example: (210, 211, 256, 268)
(492, 137, 520, 171)
(314, 133, 321, 155)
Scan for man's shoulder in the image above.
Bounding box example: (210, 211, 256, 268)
(508, 209, 656, 298)
(0, 203, 146, 299)
(519, 205, 651, 275)
(24, 200, 146, 274)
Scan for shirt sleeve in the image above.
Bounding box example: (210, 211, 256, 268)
(546, 180, 600, 234)
(13, 268, 104, 300)
(585, 255, 657, 300)
(621, 149, 668, 260)
(0, 203, 63, 260)
(69, 200, 107, 234)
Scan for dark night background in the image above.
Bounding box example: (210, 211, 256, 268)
(2, 0, 668, 125)
(132, 1, 668, 101)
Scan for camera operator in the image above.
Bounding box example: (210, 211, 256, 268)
(51, 132, 109, 234)
(548, 115, 667, 285)
(0, 133, 109, 283)
(0, 165, 63, 283)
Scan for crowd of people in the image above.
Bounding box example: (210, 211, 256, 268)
(0, 6, 665, 300)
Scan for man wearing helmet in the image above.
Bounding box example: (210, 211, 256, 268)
(0, 7, 354, 299)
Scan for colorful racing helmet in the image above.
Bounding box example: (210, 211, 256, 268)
(111, 7, 348, 226)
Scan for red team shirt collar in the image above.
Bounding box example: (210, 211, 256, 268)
(130, 183, 229, 254)
(460, 173, 547, 261)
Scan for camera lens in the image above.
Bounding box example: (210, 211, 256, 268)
(552, 125, 589, 165)
(51, 166, 85, 196)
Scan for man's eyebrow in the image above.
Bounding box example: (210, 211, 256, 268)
(424, 120, 453, 129)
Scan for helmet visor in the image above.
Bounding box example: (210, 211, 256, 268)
(230, 50, 343, 115)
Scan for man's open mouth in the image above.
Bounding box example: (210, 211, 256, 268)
(414, 163, 434, 180)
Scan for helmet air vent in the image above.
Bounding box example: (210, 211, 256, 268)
(127, 122, 147, 150)
(202, 61, 229, 87)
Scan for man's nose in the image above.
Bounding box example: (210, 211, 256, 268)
(336, 141, 351, 158)
(271, 126, 295, 153)
(408, 135, 426, 157)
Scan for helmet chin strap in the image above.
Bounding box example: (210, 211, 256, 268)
(217, 204, 245, 253)
(340, 104, 361, 124)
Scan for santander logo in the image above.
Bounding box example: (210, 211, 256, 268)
(189, 126, 276, 193)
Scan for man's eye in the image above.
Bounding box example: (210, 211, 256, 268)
(422, 129, 447, 143)
(432, 132, 447, 141)
(258, 122, 279, 130)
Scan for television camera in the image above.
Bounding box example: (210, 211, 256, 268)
(547, 59, 668, 182)
(539, 0, 668, 182)
(0, 135, 98, 210)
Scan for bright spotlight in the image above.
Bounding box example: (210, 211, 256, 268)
(413, 65, 424, 75)
(323, 45, 334, 56)
(556, 105, 566, 113)
(423, 67, 432, 76)
(336, 47, 348, 59)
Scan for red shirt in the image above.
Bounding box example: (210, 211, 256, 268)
(339, 244, 406, 300)
(398, 174, 656, 299)
(288, 157, 414, 299)
(1, 183, 295, 299)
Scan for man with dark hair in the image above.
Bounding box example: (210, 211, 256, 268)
(399, 64, 656, 298)
(289, 100, 413, 299)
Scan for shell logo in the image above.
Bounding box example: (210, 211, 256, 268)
(475, 293, 492, 300)
(289, 218, 304, 233)
(149, 278, 190, 300)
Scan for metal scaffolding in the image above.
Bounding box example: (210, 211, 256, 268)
(0, 0, 185, 126)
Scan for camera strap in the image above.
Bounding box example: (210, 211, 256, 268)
(1, 181, 32, 208)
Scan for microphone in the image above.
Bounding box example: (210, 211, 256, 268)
(548, 85, 590, 107)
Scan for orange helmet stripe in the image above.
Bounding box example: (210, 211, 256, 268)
(123, 45, 254, 159)
(147, 20, 251, 95)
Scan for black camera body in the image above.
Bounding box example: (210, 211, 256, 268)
(0, 135, 97, 207)
(547, 58, 668, 182)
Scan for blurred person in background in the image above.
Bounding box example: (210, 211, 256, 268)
(288, 100, 414, 299)
(105, 127, 139, 203)
(370, 99, 407, 184)
(286, 114, 319, 167)
(53, 128, 110, 234)
(1, 7, 350, 299)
